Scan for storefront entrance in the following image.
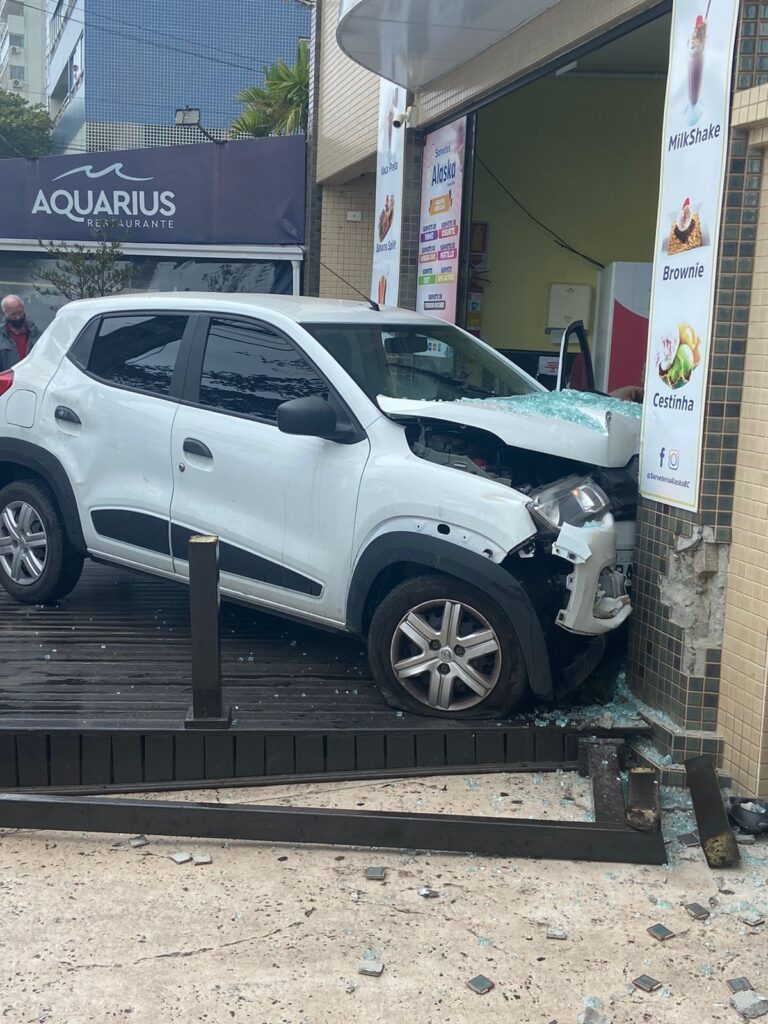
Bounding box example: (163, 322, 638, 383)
(463, 13, 671, 392)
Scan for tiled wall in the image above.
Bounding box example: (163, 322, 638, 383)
(318, 176, 376, 299)
(717, 75, 768, 796)
(629, 127, 760, 737)
(630, 4, 768, 793)
(316, 0, 379, 183)
(84, 0, 309, 131)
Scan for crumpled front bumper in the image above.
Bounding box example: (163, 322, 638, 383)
(551, 517, 632, 635)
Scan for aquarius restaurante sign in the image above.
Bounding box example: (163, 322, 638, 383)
(0, 136, 306, 246)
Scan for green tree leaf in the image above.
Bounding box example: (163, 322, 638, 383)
(230, 40, 308, 138)
(0, 89, 54, 159)
(34, 220, 136, 300)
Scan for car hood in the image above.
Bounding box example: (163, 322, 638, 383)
(378, 391, 642, 468)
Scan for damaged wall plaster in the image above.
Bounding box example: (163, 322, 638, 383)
(659, 527, 729, 676)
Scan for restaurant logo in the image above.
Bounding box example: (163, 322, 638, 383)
(31, 161, 176, 226)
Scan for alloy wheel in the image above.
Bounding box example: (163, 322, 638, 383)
(390, 599, 502, 711)
(0, 501, 48, 586)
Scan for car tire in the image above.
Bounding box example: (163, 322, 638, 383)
(367, 574, 529, 719)
(0, 479, 84, 605)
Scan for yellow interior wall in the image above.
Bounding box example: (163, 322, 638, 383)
(472, 75, 665, 351)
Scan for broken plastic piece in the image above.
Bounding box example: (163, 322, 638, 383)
(193, 853, 212, 866)
(677, 831, 700, 847)
(128, 835, 149, 848)
(632, 975, 662, 993)
(358, 962, 384, 977)
(365, 866, 386, 881)
(552, 523, 592, 564)
(417, 886, 439, 898)
(170, 852, 192, 864)
(647, 923, 675, 941)
(546, 927, 568, 940)
(684, 903, 710, 921)
(466, 975, 494, 995)
(736, 833, 757, 845)
(739, 911, 765, 928)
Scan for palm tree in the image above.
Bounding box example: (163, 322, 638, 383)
(231, 40, 309, 138)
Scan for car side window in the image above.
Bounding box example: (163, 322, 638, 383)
(86, 315, 188, 397)
(198, 318, 326, 422)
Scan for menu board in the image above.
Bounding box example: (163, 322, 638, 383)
(416, 118, 467, 323)
(639, 0, 739, 510)
(371, 78, 407, 307)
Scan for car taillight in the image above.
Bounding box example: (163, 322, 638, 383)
(0, 370, 13, 397)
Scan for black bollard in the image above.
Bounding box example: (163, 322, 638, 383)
(185, 534, 231, 729)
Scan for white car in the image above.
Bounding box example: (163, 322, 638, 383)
(0, 294, 640, 718)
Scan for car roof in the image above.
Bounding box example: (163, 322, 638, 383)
(56, 293, 443, 326)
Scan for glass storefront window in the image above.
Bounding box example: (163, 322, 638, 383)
(0, 253, 295, 331)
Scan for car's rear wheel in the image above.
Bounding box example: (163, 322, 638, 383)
(0, 479, 83, 604)
(367, 574, 529, 718)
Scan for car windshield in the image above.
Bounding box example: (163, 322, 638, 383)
(301, 322, 541, 403)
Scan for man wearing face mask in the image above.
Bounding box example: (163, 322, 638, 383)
(0, 295, 40, 372)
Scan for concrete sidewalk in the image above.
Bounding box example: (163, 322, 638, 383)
(1, 771, 766, 1023)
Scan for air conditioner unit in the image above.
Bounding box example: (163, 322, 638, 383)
(10, 45, 21, 53)
(11, 79, 26, 88)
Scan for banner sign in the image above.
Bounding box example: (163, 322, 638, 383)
(0, 136, 305, 246)
(371, 78, 407, 306)
(639, 0, 739, 509)
(416, 117, 467, 323)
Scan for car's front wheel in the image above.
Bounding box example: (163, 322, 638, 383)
(367, 574, 529, 719)
(0, 479, 83, 604)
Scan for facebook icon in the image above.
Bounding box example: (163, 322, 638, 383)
(659, 447, 666, 468)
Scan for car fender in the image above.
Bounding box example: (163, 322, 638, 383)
(0, 438, 86, 553)
(347, 530, 553, 699)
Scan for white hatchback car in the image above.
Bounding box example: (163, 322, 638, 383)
(0, 294, 640, 718)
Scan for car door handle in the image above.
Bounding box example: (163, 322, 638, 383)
(55, 406, 81, 425)
(183, 438, 213, 459)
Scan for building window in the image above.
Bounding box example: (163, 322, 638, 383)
(49, 0, 76, 54)
(9, 34, 25, 49)
(49, 0, 65, 49)
(9, 65, 25, 79)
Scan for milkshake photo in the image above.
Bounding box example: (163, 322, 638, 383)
(686, 7, 708, 124)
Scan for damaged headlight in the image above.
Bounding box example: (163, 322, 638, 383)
(528, 475, 610, 532)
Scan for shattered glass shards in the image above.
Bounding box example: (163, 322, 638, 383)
(461, 391, 642, 435)
(358, 962, 384, 977)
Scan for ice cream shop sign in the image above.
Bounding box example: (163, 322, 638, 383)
(640, 0, 739, 511)
(0, 136, 306, 247)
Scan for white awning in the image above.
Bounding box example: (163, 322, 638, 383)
(337, 0, 560, 91)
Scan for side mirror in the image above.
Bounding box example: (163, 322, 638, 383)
(277, 395, 337, 438)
